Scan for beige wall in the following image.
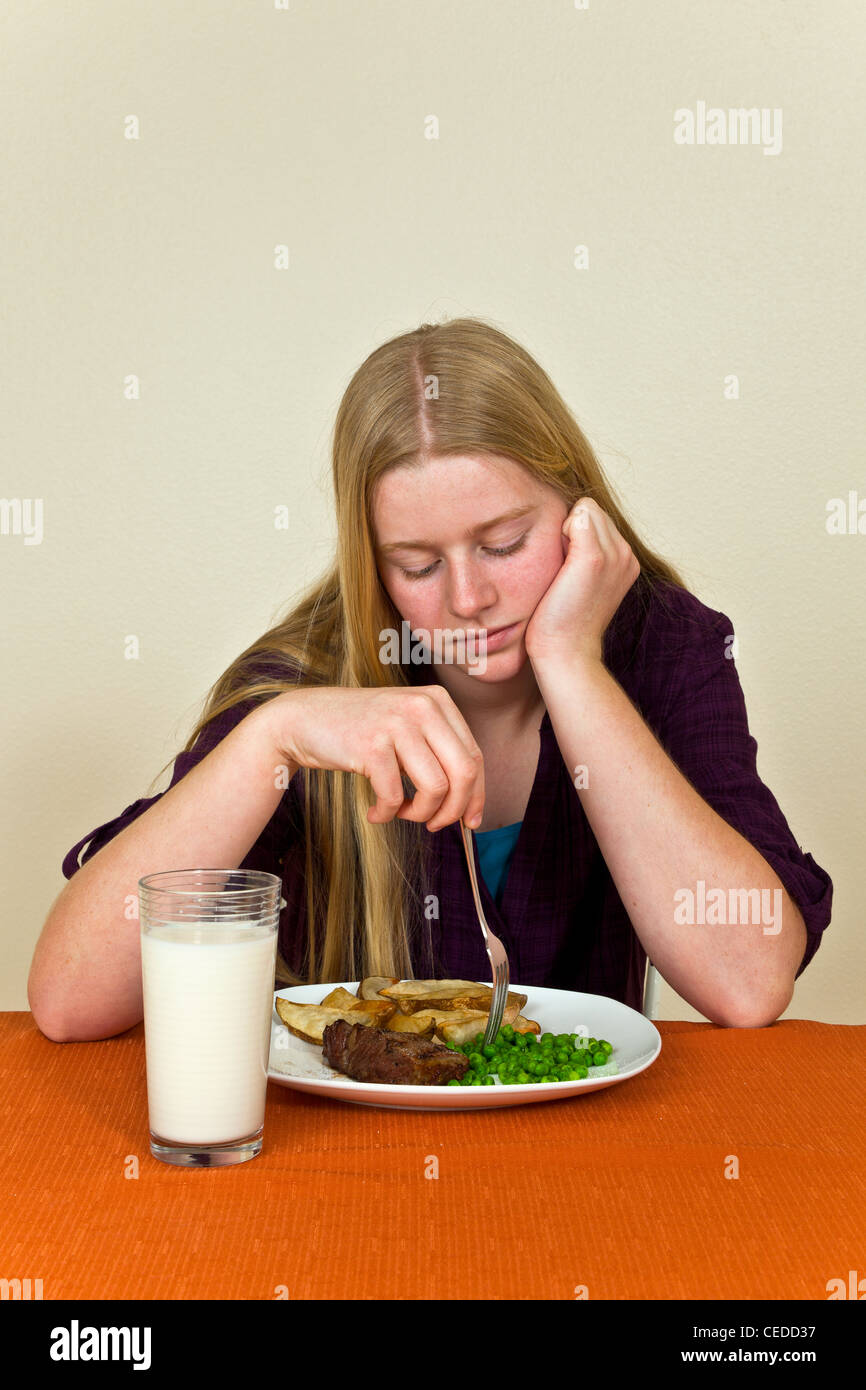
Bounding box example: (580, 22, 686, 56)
(2, 2, 862, 1020)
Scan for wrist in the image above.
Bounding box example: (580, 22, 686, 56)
(528, 643, 604, 678)
(249, 692, 302, 780)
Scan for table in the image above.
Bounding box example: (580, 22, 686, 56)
(1, 1013, 863, 1301)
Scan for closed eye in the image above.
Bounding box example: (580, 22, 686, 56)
(399, 533, 528, 581)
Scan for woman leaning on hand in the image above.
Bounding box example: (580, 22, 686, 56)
(31, 317, 832, 1041)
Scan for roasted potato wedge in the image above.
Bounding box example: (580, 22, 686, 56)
(379, 980, 528, 1016)
(384, 1007, 488, 1037)
(500, 994, 529, 1025)
(320, 985, 366, 1010)
(384, 1012, 436, 1037)
(512, 1015, 541, 1036)
(357, 976, 399, 1000)
(347, 999, 396, 1025)
(433, 1011, 488, 1045)
(275, 997, 393, 1044)
(435, 1011, 541, 1045)
(379, 979, 487, 1013)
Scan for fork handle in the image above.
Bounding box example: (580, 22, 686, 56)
(458, 818, 490, 944)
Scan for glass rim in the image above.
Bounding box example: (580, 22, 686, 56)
(138, 868, 282, 895)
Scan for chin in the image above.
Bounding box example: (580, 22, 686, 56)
(464, 647, 527, 680)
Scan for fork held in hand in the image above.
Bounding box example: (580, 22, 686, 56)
(458, 817, 510, 1048)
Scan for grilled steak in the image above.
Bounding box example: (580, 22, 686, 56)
(322, 1020, 470, 1085)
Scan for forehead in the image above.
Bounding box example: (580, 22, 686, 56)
(371, 454, 544, 539)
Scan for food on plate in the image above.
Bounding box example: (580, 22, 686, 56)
(441, 1024, 615, 1086)
(320, 985, 373, 1010)
(322, 1019, 470, 1085)
(274, 995, 395, 1044)
(382, 1007, 488, 1036)
(357, 976, 399, 1000)
(378, 979, 528, 1018)
(436, 1011, 539, 1046)
(276, 979, 539, 1052)
(273, 978, 615, 1086)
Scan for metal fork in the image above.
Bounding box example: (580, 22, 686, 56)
(458, 816, 510, 1047)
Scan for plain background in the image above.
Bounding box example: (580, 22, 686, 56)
(2, 1, 862, 1021)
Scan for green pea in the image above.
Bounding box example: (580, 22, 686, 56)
(447, 1077, 461, 1085)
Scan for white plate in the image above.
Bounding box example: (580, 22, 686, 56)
(267, 982, 661, 1111)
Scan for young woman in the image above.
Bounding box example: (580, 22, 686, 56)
(30, 318, 832, 1041)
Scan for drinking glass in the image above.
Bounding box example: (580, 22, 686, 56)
(139, 869, 281, 1167)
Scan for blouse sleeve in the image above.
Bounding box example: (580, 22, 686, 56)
(651, 598, 833, 979)
(61, 698, 295, 880)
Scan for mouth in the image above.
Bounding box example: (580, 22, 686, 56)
(468, 621, 521, 650)
(460, 622, 517, 637)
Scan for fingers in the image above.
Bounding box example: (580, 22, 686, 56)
(364, 739, 417, 824)
(364, 691, 485, 832)
(410, 724, 485, 833)
(411, 687, 485, 831)
(568, 499, 637, 577)
(567, 499, 613, 564)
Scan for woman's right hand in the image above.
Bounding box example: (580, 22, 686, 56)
(260, 685, 485, 833)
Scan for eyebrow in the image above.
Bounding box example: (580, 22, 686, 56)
(377, 504, 537, 554)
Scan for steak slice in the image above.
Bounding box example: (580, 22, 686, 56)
(322, 1019, 470, 1085)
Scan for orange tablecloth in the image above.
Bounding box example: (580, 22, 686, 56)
(1, 1013, 863, 1301)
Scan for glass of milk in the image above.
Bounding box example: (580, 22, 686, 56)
(139, 869, 281, 1167)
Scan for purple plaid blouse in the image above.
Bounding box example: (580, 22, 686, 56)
(61, 577, 833, 1012)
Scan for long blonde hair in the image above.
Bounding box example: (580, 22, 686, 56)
(152, 317, 686, 986)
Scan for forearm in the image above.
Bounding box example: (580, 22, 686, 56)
(532, 654, 806, 1027)
(30, 702, 294, 1042)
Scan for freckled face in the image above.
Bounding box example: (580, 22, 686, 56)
(371, 454, 569, 678)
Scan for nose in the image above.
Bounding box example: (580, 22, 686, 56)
(445, 558, 497, 621)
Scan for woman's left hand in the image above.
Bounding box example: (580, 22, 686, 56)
(523, 499, 641, 666)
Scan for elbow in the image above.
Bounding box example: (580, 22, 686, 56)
(28, 996, 77, 1043)
(31, 1014, 79, 1044)
(28, 973, 80, 1042)
(28, 966, 141, 1043)
(710, 985, 794, 1031)
(29, 1001, 140, 1043)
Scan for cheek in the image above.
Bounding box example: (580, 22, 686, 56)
(516, 539, 565, 598)
(383, 574, 437, 627)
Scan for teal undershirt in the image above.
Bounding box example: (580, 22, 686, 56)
(473, 820, 522, 908)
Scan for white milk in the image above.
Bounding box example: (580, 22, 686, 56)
(141, 922, 277, 1144)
